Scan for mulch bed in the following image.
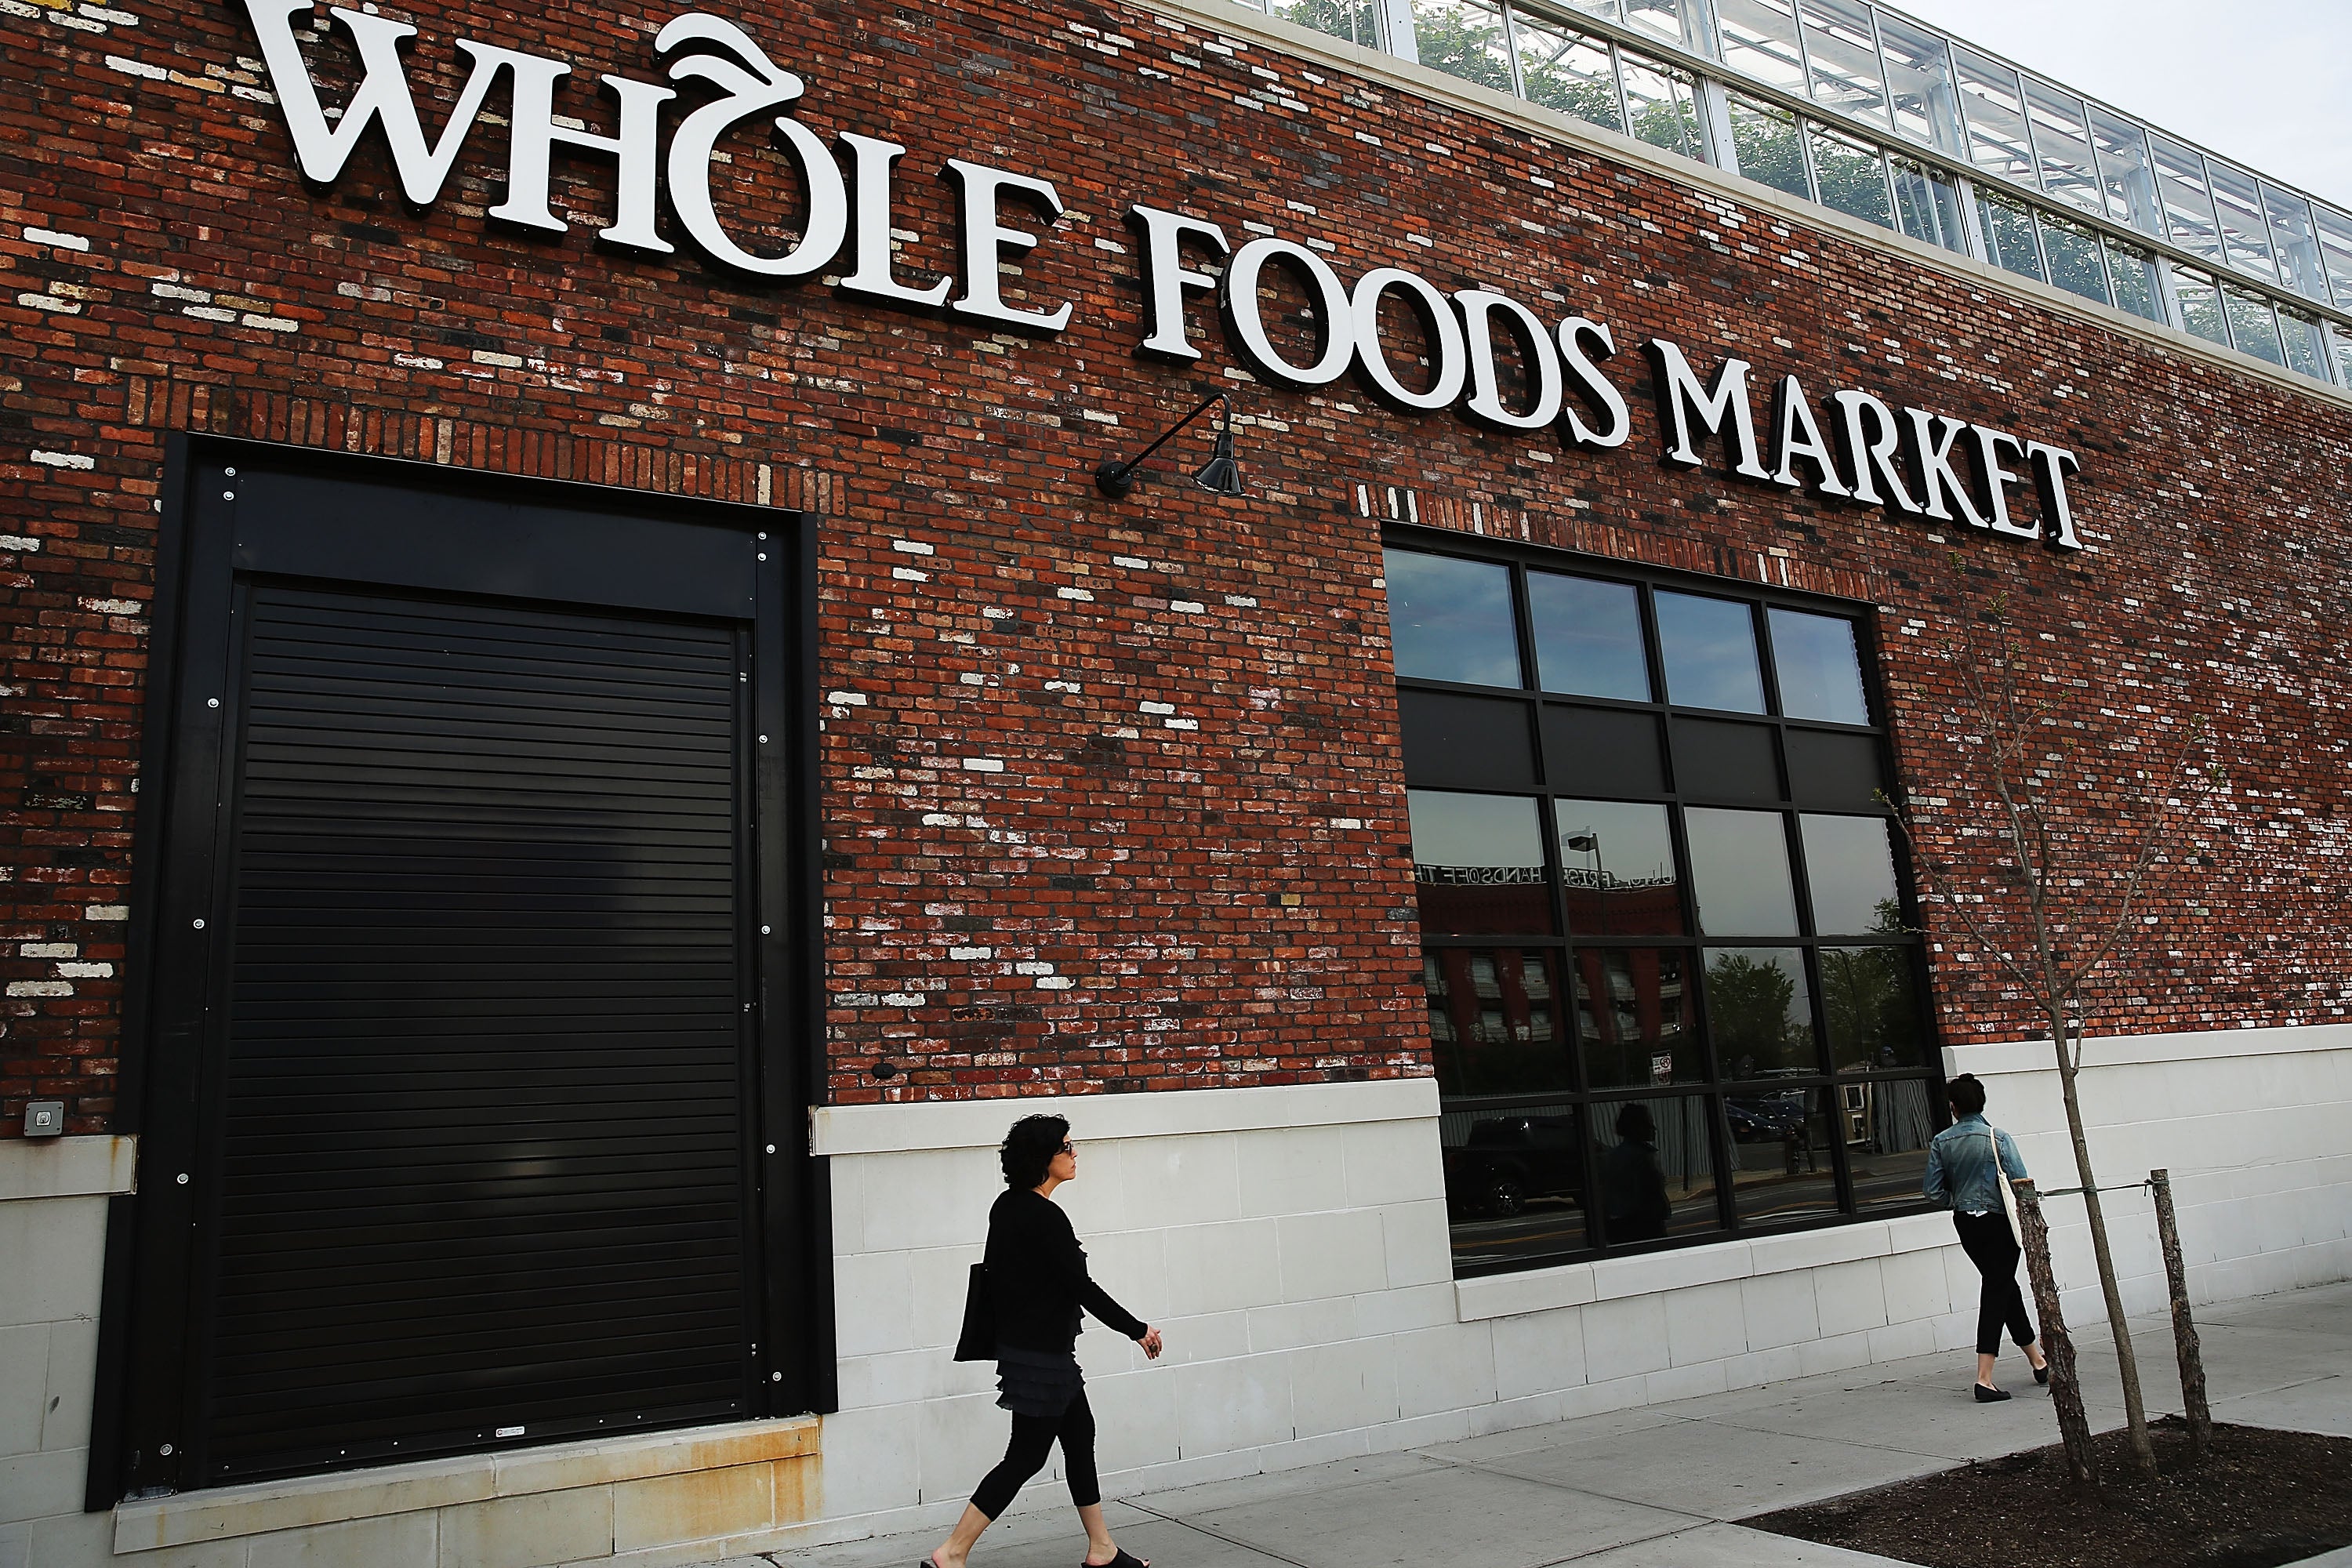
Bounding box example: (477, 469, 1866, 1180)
(1749, 1417, 2352, 1568)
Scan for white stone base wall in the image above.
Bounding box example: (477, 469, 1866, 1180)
(7, 1020, 2348, 1568)
(0, 1137, 131, 1568)
(1954, 1023, 2352, 1320)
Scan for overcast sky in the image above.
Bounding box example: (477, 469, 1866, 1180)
(1893, 0, 2352, 210)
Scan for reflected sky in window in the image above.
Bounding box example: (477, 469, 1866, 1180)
(1530, 573, 1650, 699)
(1385, 549, 1521, 688)
(1656, 592, 1766, 713)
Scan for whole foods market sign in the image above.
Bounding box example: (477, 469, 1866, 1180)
(238, 0, 2085, 549)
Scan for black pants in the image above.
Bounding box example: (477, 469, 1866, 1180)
(1954, 1210, 2038, 1358)
(971, 1389, 1098, 1519)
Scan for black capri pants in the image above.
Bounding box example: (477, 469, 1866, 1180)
(971, 1389, 1098, 1519)
(1953, 1210, 2038, 1357)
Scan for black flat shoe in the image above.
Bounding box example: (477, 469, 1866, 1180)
(2034, 1363, 2050, 1385)
(1975, 1383, 2012, 1403)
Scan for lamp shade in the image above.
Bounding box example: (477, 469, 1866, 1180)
(1192, 430, 1243, 495)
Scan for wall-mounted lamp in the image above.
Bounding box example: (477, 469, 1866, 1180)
(1095, 393, 1244, 499)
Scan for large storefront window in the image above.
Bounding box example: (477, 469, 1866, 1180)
(1386, 538, 1939, 1275)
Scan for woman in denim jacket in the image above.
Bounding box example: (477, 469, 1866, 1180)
(1922, 1073, 2051, 1401)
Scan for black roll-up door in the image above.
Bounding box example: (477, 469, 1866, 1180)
(198, 583, 753, 1480)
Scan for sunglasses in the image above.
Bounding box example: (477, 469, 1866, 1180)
(1058, 1140, 1076, 1154)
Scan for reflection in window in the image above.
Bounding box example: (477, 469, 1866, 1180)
(1426, 949, 1570, 1093)
(1576, 949, 1697, 1087)
(1890, 154, 1965, 253)
(1513, 15, 1623, 131)
(1385, 549, 1521, 687)
(1557, 799, 1684, 935)
(2315, 209, 2352, 312)
(2222, 285, 2285, 366)
(1441, 1101, 1588, 1264)
(1726, 93, 1809, 200)
(1684, 808, 1798, 935)
(1266, 0, 1382, 49)
(2205, 162, 2278, 284)
(1705, 946, 1817, 1077)
(1798, 0, 1887, 129)
(1849, 1078, 1937, 1210)
(1798, 814, 1898, 935)
(1410, 0, 1516, 94)
(2087, 105, 2161, 236)
(1976, 187, 2044, 283)
(1622, 55, 1706, 162)
(2170, 264, 2230, 347)
(1715, 0, 1805, 93)
(2262, 185, 2328, 304)
(2279, 310, 2331, 383)
(2038, 212, 2110, 307)
(2104, 239, 2164, 323)
(1656, 592, 1765, 713)
(1409, 789, 1554, 935)
(1399, 548, 1931, 1272)
(1530, 573, 1649, 699)
(1623, 0, 1714, 56)
(1820, 946, 1922, 1071)
(1728, 1085, 1838, 1225)
(2022, 79, 2101, 220)
(1809, 121, 1892, 229)
(1767, 608, 1868, 724)
(1592, 1095, 1721, 1241)
(2151, 135, 2225, 263)
(1954, 46, 2034, 187)
(1875, 12, 1962, 155)
(2336, 325, 2352, 388)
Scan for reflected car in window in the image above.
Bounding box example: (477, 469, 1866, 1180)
(1443, 1114, 1587, 1218)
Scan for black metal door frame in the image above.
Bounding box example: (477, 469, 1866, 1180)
(87, 434, 833, 1504)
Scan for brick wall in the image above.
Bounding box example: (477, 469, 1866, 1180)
(4, 0, 2350, 1131)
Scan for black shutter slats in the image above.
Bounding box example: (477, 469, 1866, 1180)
(198, 584, 752, 1483)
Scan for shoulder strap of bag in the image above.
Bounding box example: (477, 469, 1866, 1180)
(1984, 1123, 2022, 1229)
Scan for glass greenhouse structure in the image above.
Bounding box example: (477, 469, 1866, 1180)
(1239, 0, 2352, 387)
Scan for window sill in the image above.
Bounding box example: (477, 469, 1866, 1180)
(1454, 1207, 1951, 1321)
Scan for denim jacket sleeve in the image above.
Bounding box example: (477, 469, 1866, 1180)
(1994, 1127, 2028, 1183)
(1922, 1135, 1951, 1208)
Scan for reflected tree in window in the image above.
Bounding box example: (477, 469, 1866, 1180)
(1410, 0, 1516, 94)
(1515, 22, 1624, 130)
(1727, 94, 1807, 199)
(1270, 0, 1383, 47)
(1704, 949, 1800, 1077)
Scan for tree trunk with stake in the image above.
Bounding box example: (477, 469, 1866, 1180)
(2013, 1178, 2097, 1486)
(2151, 1167, 2213, 1459)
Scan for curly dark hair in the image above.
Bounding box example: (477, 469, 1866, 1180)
(1000, 1114, 1071, 1189)
(1947, 1073, 1987, 1116)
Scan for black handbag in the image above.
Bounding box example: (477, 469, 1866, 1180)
(953, 1261, 996, 1362)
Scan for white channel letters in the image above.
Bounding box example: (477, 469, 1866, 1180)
(240, 0, 2083, 549)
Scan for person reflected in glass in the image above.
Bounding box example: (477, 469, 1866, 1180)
(1922, 1073, 2049, 1402)
(1602, 1102, 1670, 1242)
(927, 1116, 1163, 1568)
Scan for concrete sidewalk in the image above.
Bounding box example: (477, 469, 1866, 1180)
(727, 1280, 2352, 1568)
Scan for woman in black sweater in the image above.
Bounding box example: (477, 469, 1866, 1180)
(926, 1115, 1163, 1568)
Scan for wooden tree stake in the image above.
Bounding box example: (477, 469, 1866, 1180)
(2015, 1178, 2099, 1486)
(2151, 1168, 2212, 1459)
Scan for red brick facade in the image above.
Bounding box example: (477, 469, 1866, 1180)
(5, 0, 2350, 1133)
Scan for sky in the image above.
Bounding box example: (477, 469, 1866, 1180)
(1893, 0, 2352, 210)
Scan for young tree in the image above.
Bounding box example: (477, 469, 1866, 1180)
(1887, 593, 2222, 1479)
